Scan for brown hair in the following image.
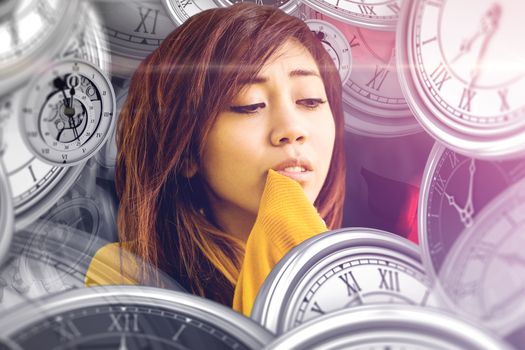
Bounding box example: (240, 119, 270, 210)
(115, 3, 346, 306)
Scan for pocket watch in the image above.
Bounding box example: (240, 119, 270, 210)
(0, 0, 79, 95)
(0, 160, 13, 266)
(251, 227, 440, 334)
(163, 0, 298, 26)
(305, 19, 352, 85)
(264, 305, 512, 350)
(19, 59, 116, 167)
(301, 0, 401, 31)
(397, 0, 525, 159)
(94, 0, 176, 78)
(438, 176, 525, 342)
(301, 6, 420, 137)
(0, 286, 274, 349)
(419, 143, 525, 290)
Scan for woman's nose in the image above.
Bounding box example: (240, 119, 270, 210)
(269, 105, 309, 146)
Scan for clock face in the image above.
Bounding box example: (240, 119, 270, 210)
(0, 286, 274, 349)
(0, 0, 79, 95)
(251, 228, 439, 335)
(263, 305, 512, 350)
(19, 59, 116, 166)
(301, 6, 420, 136)
(438, 176, 525, 338)
(301, 0, 402, 31)
(305, 19, 352, 85)
(398, 0, 525, 158)
(94, 0, 176, 77)
(419, 143, 525, 278)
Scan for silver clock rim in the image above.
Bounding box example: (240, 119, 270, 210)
(263, 304, 512, 350)
(0, 0, 80, 96)
(251, 227, 426, 334)
(18, 58, 117, 167)
(0, 285, 274, 348)
(396, 0, 525, 160)
(301, 0, 398, 31)
(0, 160, 14, 266)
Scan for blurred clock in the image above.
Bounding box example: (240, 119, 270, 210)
(398, 0, 525, 159)
(438, 176, 525, 342)
(0, 286, 273, 349)
(0, 0, 79, 95)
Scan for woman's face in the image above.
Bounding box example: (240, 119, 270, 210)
(200, 40, 336, 235)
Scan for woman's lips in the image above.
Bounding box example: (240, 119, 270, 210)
(275, 169, 312, 185)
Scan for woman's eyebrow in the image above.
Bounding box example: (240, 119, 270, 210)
(240, 69, 321, 85)
(289, 69, 321, 78)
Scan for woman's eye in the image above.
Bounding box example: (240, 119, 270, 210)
(229, 102, 266, 114)
(297, 98, 326, 109)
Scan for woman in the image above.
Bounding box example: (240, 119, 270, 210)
(86, 3, 345, 315)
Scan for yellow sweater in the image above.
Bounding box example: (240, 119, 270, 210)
(85, 169, 328, 316)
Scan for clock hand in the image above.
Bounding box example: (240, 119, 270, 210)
(462, 159, 476, 220)
(497, 252, 525, 267)
(119, 333, 128, 350)
(467, 3, 501, 89)
(444, 193, 473, 227)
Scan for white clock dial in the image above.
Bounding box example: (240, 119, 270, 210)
(19, 59, 116, 166)
(398, 0, 525, 158)
(301, 0, 402, 31)
(0, 0, 79, 95)
(306, 19, 352, 85)
(251, 228, 440, 334)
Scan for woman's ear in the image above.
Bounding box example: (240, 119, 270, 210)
(181, 157, 198, 178)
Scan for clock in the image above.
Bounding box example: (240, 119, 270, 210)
(264, 305, 511, 349)
(301, 6, 420, 137)
(3, 2, 110, 230)
(305, 19, 352, 85)
(438, 176, 525, 342)
(94, 0, 176, 78)
(301, 0, 402, 31)
(163, 0, 298, 26)
(251, 227, 440, 334)
(419, 143, 525, 285)
(19, 59, 116, 166)
(0, 160, 13, 266)
(0, 0, 79, 95)
(0, 286, 274, 349)
(397, 0, 525, 159)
